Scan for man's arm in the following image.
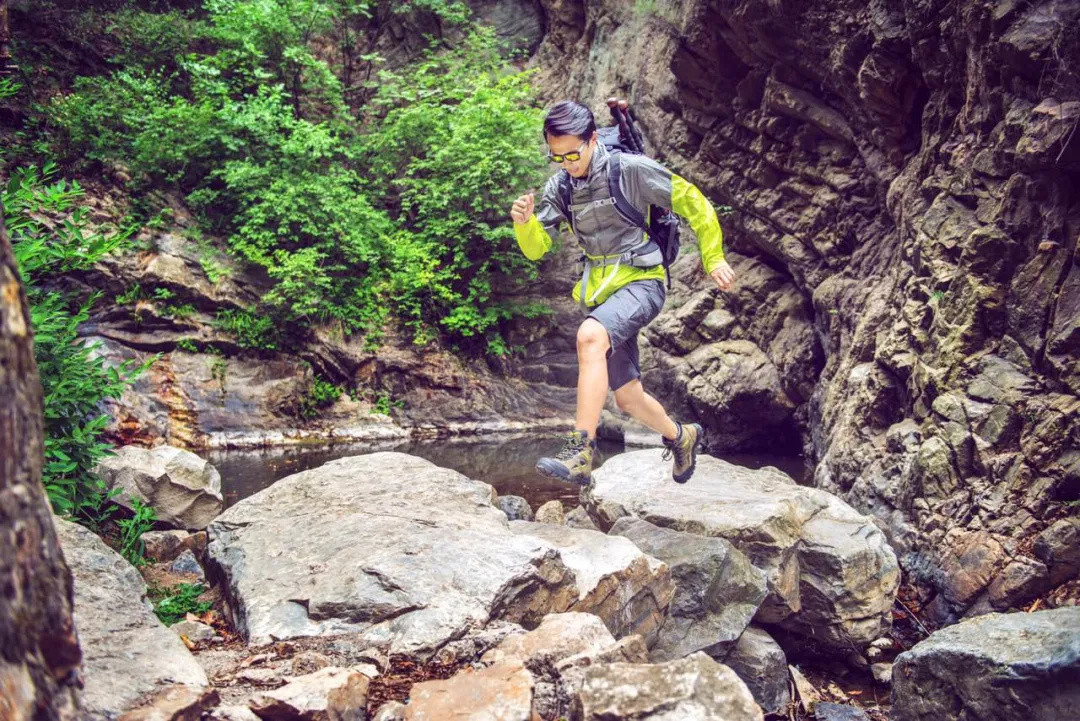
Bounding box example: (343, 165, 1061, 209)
(511, 175, 566, 261)
(620, 155, 735, 290)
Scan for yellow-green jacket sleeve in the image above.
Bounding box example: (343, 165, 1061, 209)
(514, 215, 553, 260)
(513, 174, 567, 261)
(671, 174, 726, 273)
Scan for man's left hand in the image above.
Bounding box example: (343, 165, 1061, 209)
(710, 261, 736, 292)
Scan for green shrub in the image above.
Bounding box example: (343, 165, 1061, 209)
(4, 165, 152, 525)
(42, 5, 547, 354)
(300, 375, 343, 418)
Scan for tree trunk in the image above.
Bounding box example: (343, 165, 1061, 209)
(0, 199, 82, 717)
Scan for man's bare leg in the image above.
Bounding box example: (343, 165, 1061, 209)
(613, 379, 679, 440)
(575, 318, 611, 437)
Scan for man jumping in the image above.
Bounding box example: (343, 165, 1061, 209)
(510, 100, 736, 485)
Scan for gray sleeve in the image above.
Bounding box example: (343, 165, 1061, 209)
(536, 173, 568, 237)
(618, 154, 674, 212)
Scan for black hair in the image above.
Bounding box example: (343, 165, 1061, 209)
(543, 101, 596, 142)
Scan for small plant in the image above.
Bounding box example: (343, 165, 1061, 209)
(175, 338, 199, 352)
(116, 283, 145, 305)
(161, 302, 196, 319)
(370, 391, 404, 416)
(0, 77, 22, 101)
(152, 287, 176, 302)
(209, 352, 228, 401)
(214, 308, 280, 351)
(116, 496, 156, 567)
(152, 582, 212, 626)
(929, 290, 945, 304)
(300, 375, 343, 418)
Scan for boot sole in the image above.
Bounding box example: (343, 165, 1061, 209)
(672, 424, 703, 484)
(536, 458, 592, 486)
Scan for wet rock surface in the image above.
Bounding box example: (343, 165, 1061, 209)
(54, 517, 208, 718)
(892, 607, 1080, 721)
(583, 450, 900, 652)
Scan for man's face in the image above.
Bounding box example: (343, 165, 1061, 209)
(547, 132, 596, 178)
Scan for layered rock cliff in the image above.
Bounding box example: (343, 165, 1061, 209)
(525, 0, 1079, 620)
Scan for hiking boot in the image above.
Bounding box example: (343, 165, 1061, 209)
(536, 430, 595, 486)
(662, 422, 702, 483)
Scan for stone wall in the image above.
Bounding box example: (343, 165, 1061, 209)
(525, 0, 1080, 620)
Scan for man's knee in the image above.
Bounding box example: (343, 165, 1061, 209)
(614, 380, 643, 414)
(577, 320, 609, 357)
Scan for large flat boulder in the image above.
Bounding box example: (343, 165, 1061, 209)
(206, 453, 581, 655)
(582, 450, 899, 651)
(96, 445, 224, 529)
(509, 521, 674, 645)
(53, 517, 207, 718)
(609, 518, 767, 661)
(892, 607, 1080, 721)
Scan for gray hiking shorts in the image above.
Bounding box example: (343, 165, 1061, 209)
(587, 279, 666, 391)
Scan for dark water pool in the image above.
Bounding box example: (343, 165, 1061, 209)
(202, 436, 809, 511)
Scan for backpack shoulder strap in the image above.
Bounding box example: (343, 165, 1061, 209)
(554, 170, 574, 222)
(607, 153, 647, 232)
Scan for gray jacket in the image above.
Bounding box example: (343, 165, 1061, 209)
(535, 143, 676, 261)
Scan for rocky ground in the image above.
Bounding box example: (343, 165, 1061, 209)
(54, 446, 1078, 720)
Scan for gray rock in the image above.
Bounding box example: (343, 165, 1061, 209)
(509, 521, 674, 645)
(566, 505, 600, 530)
(497, 494, 534, 521)
(1033, 518, 1080, 585)
(96, 445, 224, 529)
(576, 652, 763, 720)
(371, 701, 406, 721)
(168, 549, 205, 580)
(210, 705, 262, 721)
(249, 666, 373, 721)
(482, 612, 619, 663)
(53, 517, 207, 717)
(722, 627, 791, 716)
(816, 703, 870, 721)
(206, 453, 580, 654)
(480, 613, 646, 721)
(170, 619, 216, 643)
(142, 529, 207, 563)
(536, 499, 566, 525)
(892, 607, 1080, 721)
(871, 662, 892, 685)
(583, 450, 900, 651)
(682, 340, 798, 451)
(118, 685, 220, 721)
(609, 518, 767, 661)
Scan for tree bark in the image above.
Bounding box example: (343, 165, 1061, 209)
(0, 200, 82, 717)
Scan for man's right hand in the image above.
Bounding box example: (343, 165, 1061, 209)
(510, 193, 535, 225)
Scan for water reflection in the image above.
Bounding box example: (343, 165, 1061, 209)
(202, 436, 809, 511)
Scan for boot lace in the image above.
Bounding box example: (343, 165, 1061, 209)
(555, 433, 586, 460)
(661, 443, 686, 466)
(662, 428, 686, 465)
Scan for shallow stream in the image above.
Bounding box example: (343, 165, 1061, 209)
(202, 435, 809, 510)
